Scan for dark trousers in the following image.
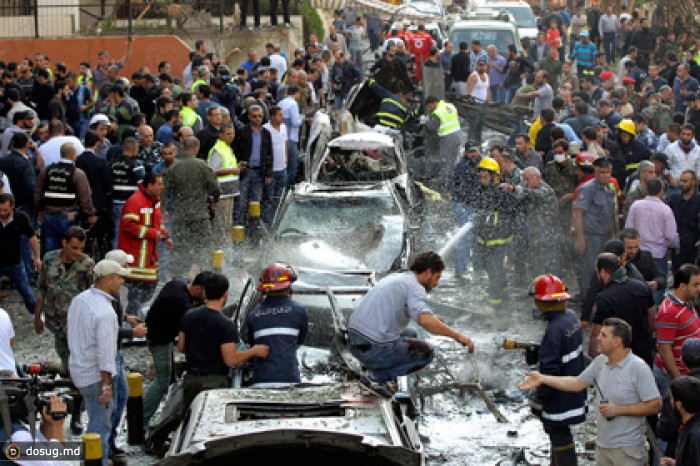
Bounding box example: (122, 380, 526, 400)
(86, 212, 114, 262)
(269, 0, 290, 25)
(124, 279, 158, 316)
(240, 0, 261, 27)
(477, 242, 507, 302)
(603, 32, 617, 64)
(0, 264, 36, 315)
(183, 373, 230, 412)
(543, 421, 577, 466)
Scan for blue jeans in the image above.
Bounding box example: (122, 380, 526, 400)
(143, 342, 173, 425)
(286, 141, 299, 188)
(348, 328, 434, 384)
(451, 202, 474, 275)
(368, 28, 379, 51)
(234, 168, 263, 225)
(603, 32, 617, 63)
(653, 257, 668, 305)
(0, 264, 36, 314)
(333, 91, 347, 110)
(263, 170, 287, 226)
(653, 364, 671, 400)
(157, 219, 172, 282)
(42, 213, 77, 253)
(112, 201, 125, 249)
(110, 352, 128, 452)
(508, 119, 526, 147)
(490, 85, 505, 104)
(16, 206, 37, 283)
(79, 381, 112, 466)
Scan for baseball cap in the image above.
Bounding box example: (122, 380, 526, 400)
(105, 249, 134, 266)
(659, 84, 672, 92)
(466, 142, 480, 152)
(592, 157, 612, 168)
(94, 259, 130, 278)
(477, 57, 488, 65)
(90, 113, 110, 126)
(580, 30, 589, 36)
(623, 77, 636, 84)
(599, 70, 614, 81)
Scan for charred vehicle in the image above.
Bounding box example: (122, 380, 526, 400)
(153, 271, 425, 466)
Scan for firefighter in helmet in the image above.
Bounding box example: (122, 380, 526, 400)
(245, 263, 309, 385)
(528, 274, 586, 466)
(461, 157, 521, 304)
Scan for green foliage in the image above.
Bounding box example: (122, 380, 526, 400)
(300, 1, 324, 41)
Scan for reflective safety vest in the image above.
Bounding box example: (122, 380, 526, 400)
(208, 139, 238, 187)
(43, 162, 77, 208)
(191, 79, 207, 92)
(433, 100, 460, 136)
(181, 106, 202, 129)
(376, 97, 407, 129)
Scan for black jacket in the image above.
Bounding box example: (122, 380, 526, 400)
(451, 52, 471, 82)
(75, 149, 113, 215)
(196, 124, 221, 160)
(630, 249, 666, 289)
(658, 369, 700, 456)
(0, 150, 36, 211)
(232, 124, 273, 179)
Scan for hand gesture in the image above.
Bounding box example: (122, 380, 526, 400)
(518, 371, 544, 390)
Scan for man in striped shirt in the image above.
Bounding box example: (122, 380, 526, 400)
(654, 264, 700, 400)
(67, 259, 126, 466)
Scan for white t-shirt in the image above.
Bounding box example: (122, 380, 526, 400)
(0, 309, 16, 373)
(39, 136, 85, 167)
(264, 122, 288, 171)
(10, 428, 66, 466)
(269, 54, 288, 84)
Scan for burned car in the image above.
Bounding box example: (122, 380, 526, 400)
(155, 274, 425, 466)
(263, 180, 421, 274)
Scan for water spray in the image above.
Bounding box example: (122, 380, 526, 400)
(437, 221, 473, 259)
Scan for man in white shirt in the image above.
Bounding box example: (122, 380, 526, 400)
(278, 86, 303, 189)
(268, 45, 287, 84)
(67, 259, 126, 466)
(0, 308, 16, 377)
(38, 121, 84, 167)
(262, 106, 288, 226)
(664, 123, 700, 187)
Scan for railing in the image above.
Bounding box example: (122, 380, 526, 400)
(0, 0, 301, 39)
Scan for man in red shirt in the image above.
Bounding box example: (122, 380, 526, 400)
(654, 264, 700, 399)
(410, 24, 434, 82)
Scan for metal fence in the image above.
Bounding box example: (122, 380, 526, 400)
(0, 0, 302, 39)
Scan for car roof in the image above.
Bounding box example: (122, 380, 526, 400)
(450, 20, 518, 30)
(327, 132, 396, 151)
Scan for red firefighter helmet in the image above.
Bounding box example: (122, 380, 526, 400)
(575, 151, 596, 167)
(258, 262, 298, 292)
(530, 274, 570, 301)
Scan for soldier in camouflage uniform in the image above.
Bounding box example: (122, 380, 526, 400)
(544, 139, 579, 267)
(641, 93, 674, 136)
(34, 225, 94, 369)
(33, 225, 93, 434)
(511, 167, 563, 277)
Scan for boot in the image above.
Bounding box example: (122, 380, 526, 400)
(552, 443, 578, 466)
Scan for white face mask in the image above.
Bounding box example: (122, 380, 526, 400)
(554, 153, 567, 163)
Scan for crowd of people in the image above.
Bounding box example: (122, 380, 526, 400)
(0, 1, 698, 465)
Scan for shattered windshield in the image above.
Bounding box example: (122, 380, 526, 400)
(277, 194, 400, 237)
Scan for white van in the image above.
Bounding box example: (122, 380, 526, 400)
(474, 0, 538, 41)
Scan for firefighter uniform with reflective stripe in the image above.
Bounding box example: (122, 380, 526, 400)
(245, 295, 308, 385)
(368, 80, 407, 129)
(117, 183, 166, 282)
(537, 308, 586, 464)
(463, 182, 521, 304)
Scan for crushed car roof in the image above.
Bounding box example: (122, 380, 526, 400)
(327, 132, 396, 151)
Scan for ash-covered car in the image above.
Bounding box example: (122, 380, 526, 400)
(154, 272, 425, 466)
(263, 179, 421, 274)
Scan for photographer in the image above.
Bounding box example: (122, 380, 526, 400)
(9, 395, 68, 466)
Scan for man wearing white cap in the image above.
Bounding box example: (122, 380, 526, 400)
(67, 259, 128, 466)
(88, 114, 112, 159)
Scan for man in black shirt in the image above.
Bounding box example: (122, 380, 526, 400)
(451, 41, 471, 95)
(178, 273, 268, 410)
(47, 80, 68, 126)
(621, 227, 666, 293)
(0, 193, 40, 315)
(142, 272, 209, 424)
(589, 253, 656, 366)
